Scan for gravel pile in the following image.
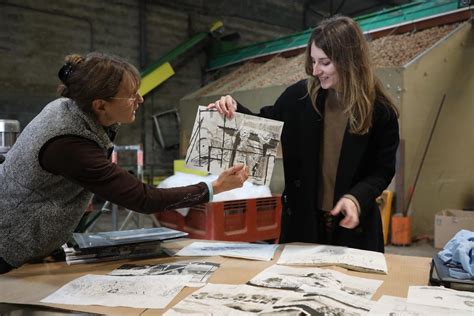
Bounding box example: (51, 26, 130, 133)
(370, 23, 458, 67)
(193, 23, 460, 97)
(240, 54, 307, 91)
(192, 62, 255, 98)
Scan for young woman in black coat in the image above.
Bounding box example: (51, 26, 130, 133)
(208, 15, 400, 252)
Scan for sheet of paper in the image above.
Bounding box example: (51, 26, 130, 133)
(165, 283, 370, 315)
(368, 295, 473, 316)
(277, 244, 388, 274)
(185, 106, 283, 186)
(40, 274, 191, 309)
(248, 264, 381, 310)
(408, 286, 474, 312)
(174, 241, 279, 261)
(109, 261, 220, 287)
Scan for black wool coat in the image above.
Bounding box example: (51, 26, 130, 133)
(237, 80, 400, 252)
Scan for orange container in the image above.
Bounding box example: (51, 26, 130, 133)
(391, 214, 412, 246)
(156, 195, 282, 243)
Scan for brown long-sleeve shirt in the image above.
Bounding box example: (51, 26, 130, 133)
(39, 135, 210, 214)
(317, 90, 360, 214)
(317, 91, 348, 212)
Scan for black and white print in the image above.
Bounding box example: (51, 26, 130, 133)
(185, 106, 283, 186)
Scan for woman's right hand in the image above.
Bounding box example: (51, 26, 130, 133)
(212, 164, 248, 195)
(207, 95, 237, 119)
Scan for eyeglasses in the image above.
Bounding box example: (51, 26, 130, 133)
(110, 93, 141, 103)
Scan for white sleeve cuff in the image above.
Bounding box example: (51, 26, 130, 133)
(205, 181, 214, 202)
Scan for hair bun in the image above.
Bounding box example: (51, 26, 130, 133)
(58, 63, 74, 83)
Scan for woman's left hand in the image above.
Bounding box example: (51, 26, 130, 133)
(330, 197, 360, 229)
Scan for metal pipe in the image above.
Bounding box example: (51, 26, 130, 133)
(138, 0, 148, 69)
(405, 94, 446, 216)
(138, 0, 148, 170)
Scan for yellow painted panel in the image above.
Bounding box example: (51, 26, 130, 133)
(209, 20, 223, 32)
(139, 62, 175, 96)
(174, 159, 208, 176)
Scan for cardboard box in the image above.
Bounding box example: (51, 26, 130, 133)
(434, 209, 474, 248)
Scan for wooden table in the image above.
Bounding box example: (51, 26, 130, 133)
(0, 239, 431, 315)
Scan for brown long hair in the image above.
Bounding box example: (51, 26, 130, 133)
(305, 15, 398, 134)
(57, 52, 140, 112)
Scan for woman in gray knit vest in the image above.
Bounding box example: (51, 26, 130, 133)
(0, 52, 248, 274)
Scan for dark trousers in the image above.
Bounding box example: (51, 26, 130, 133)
(0, 257, 13, 274)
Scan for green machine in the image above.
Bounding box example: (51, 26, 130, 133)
(139, 21, 224, 96)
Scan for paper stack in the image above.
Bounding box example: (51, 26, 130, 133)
(62, 227, 188, 264)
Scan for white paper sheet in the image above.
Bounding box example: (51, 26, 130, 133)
(185, 106, 284, 186)
(248, 264, 382, 310)
(368, 295, 473, 316)
(277, 244, 388, 274)
(165, 283, 370, 315)
(407, 286, 474, 312)
(41, 274, 191, 309)
(175, 241, 279, 261)
(109, 261, 219, 287)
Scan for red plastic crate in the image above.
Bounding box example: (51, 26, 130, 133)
(155, 195, 282, 243)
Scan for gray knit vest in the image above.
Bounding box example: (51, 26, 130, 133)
(0, 98, 116, 267)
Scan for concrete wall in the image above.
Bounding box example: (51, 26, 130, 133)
(376, 22, 474, 237)
(0, 0, 302, 175)
(401, 22, 474, 237)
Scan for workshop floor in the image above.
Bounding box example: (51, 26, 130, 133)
(386, 239, 438, 257)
